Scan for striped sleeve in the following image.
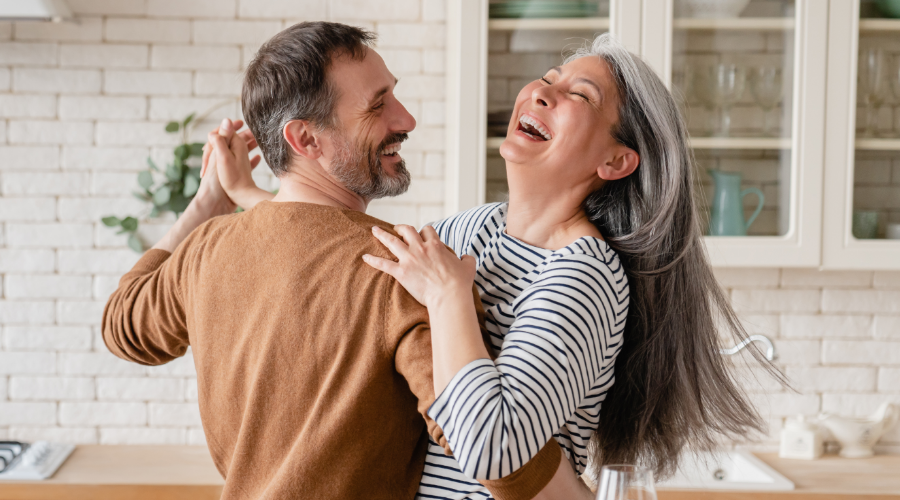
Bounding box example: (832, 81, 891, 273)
(427, 253, 628, 481)
(430, 203, 503, 257)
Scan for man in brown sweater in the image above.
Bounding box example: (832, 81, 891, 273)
(103, 22, 564, 499)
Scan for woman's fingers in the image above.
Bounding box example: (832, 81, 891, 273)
(361, 254, 401, 278)
(250, 155, 262, 169)
(394, 224, 424, 248)
(419, 225, 441, 244)
(372, 226, 410, 259)
(237, 129, 258, 151)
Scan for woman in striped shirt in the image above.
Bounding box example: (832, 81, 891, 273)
(364, 33, 772, 499)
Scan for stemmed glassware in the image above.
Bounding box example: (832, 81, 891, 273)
(889, 53, 900, 136)
(858, 48, 887, 138)
(750, 66, 783, 137)
(595, 465, 658, 500)
(701, 63, 746, 137)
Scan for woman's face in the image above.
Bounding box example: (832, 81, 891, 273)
(500, 56, 628, 191)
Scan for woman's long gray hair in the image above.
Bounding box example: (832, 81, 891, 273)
(567, 34, 779, 479)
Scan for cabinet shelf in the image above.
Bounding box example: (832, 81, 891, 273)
(855, 138, 900, 150)
(486, 136, 792, 150)
(689, 137, 792, 149)
(673, 17, 794, 31)
(488, 17, 610, 31)
(859, 19, 900, 32)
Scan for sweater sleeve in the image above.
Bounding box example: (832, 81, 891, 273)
(426, 255, 626, 481)
(386, 278, 562, 499)
(102, 247, 191, 366)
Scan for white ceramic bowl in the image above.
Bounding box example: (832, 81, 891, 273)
(675, 0, 751, 18)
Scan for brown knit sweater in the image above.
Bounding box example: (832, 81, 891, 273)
(102, 201, 560, 500)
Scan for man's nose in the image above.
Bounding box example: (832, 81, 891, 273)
(389, 99, 417, 133)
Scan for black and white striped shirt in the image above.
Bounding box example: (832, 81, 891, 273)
(416, 203, 629, 500)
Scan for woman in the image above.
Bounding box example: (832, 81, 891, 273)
(211, 34, 772, 499)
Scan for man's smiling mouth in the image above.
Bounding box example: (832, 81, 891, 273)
(517, 115, 552, 141)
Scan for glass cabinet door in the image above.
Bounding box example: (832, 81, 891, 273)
(641, 0, 828, 266)
(823, 0, 900, 269)
(484, 1, 611, 202)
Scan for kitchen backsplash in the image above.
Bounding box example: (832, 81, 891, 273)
(0, 0, 897, 454)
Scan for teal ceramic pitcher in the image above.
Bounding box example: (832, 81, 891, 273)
(708, 170, 765, 236)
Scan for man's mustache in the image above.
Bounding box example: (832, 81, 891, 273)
(376, 133, 409, 154)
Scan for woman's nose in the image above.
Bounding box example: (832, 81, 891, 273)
(531, 86, 554, 108)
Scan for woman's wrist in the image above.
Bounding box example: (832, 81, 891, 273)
(425, 284, 474, 311)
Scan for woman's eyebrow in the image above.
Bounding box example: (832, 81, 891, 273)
(574, 78, 603, 100)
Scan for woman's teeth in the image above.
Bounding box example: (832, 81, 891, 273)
(382, 143, 401, 156)
(518, 115, 552, 141)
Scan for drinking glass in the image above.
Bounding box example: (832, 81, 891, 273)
(858, 48, 887, 138)
(750, 66, 783, 137)
(596, 465, 658, 500)
(705, 64, 746, 137)
(672, 64, 694, 115)
(889, 53, 900, 136)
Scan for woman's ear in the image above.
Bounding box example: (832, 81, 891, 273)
(283, 120, 324, 160)
(597, 145, 639, 181)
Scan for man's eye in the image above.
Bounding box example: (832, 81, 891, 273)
(572, 92, 589, 101)
(372, 102, 385, 111)
(540, 77, 551, 84)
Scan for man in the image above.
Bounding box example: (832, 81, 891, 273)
(103, 22, 564, 499)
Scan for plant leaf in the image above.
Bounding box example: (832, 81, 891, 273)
(183, 175, 200, 197)
(149, 207, 159, 218)
(153, 186, 171, 206)
(101, 216, 121, 227)
(188, 167, 202, 179)
(166, 163, 181, 182)
(174, 144, 190, 161)
(147, 157, 159, 171)
(127, 233, 144, 253)
(120, 216, 138, 232)
(168, 193, 190, 214)
(165, 121, 180, 133)
(132, 190, 151, 202)
(182, 113, 195, 128)
(137, 171, 154, 190)
(190, 142, 205, 157)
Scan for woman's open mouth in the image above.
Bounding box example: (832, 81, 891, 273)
(516, 114, 552, 142)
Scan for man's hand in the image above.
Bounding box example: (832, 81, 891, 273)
(151, 119, 243, 253)
(204, 118, 274, 210)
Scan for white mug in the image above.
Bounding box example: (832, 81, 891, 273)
(887, 223, 900, 240)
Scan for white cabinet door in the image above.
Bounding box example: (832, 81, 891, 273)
(642, 0, 828, 267)
(445, 0, 828, 268)
(822, 0, 900, 270)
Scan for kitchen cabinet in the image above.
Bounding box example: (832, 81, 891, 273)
(822, 0, 900, 269)
(445, 0, 900, 268)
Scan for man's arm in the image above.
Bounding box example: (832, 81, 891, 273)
(103, 122, 238, 363)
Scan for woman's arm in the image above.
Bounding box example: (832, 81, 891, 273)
(203, 118, 275, 210)
(364, 225, 615, 481)
(363, 226, 591, 500)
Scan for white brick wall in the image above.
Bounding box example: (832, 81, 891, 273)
(0, 1, 896, 457)
(0, 0, 444, 445)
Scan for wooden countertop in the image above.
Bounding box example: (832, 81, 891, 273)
(0, 445, 223, 500)
(0, 446, 897, 499)
(657, 453, 900, 500)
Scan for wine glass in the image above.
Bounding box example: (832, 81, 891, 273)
(596, 465, 657, 500)
(750, 66, 783, 137)
(858, 48, 887, 138)
(889, 53, 900, 136)
(705, 63, 746, 137)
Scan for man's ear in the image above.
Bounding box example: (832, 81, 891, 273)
(283, 120, 324, 160)
(597, 145, 639, 181)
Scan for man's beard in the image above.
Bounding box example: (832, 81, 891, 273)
(330, 131, 411, 200)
